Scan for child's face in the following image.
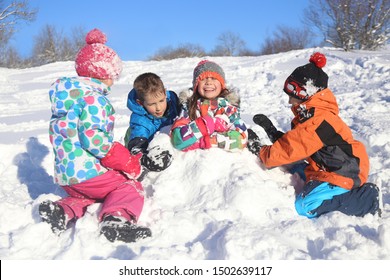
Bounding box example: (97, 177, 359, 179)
(288, 95, 304, 107)
(198, 77, 222, 99)
(139, 91, 167, 118)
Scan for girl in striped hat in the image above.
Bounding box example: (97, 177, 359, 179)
(170, 60, 248, 152)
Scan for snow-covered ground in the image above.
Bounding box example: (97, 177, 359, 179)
(0, 48, 389, 266)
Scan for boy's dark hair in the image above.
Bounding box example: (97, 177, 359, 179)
(134, 73, 165, 102)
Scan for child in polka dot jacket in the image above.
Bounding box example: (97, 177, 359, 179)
(39, 29, 153, 243)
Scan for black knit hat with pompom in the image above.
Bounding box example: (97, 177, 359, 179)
(283, 52, 329, 100)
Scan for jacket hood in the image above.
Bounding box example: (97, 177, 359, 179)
(50, 77, 110, 117)
(127, 88, 146, 115)
(292, 88, 339, 116)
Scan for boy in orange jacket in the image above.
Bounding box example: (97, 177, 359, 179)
(247, 52, 381, 218)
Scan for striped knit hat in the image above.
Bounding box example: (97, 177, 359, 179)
(192, 60, 226, 93)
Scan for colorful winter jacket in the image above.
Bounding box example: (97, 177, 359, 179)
(171, 97, 248, 151)
(125, 89, 181, 143)
(49, 77, 114, 186)
(259, 88, 369, 190)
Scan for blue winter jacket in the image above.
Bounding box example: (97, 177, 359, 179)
(126, 89, 181, 143)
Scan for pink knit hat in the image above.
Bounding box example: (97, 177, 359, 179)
(75, 29, 122, 80)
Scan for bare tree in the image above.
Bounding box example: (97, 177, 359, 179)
(32, 24, 59, 65)
(1, 45, 20, 67)
(260, 26, 313, 55)
(70, 26, 87, 51)
(59, 26, 87, 61)
(304, 0, 390, 50)
(32, 24, 86, 66)
(210, 31, 246, 56)
(239, 48, 260, 56)
(0, 0, 36, 44)
(149, 43, 206, 61)
(0, 0, 36, 67)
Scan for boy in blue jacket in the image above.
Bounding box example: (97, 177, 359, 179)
(125, 73, 181, 171)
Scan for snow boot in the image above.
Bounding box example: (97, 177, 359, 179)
(359, 182, 382, 217)
(39, 200, 68, 234)
(100, 215, 152, 243)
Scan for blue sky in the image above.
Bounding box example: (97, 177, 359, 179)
(10, 0, 310, 61)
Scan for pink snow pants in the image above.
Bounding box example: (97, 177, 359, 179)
(55, 170, 144, 223)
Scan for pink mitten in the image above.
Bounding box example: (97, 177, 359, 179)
(214, 115, 230, 132)
(195, 115, 215, 136)
(101, 142, 143, 179)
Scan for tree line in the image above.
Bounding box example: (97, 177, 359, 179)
(1, 0, 389, 68)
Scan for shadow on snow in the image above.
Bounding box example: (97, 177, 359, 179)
(13, 137, 65, 199)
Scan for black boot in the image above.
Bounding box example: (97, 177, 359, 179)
(314, 183, 382, 217)
(100, 215, 152, 243)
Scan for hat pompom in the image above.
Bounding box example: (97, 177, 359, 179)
(309, 52, 326, 68)
(85, 28, 107, 45)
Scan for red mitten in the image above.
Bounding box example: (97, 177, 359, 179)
(101, 142, 142, 179)
(195, 115, 215, 136)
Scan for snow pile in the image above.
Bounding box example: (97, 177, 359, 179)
(0, 47, 389, 260)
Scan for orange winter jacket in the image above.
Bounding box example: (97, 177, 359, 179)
(259, 88, 369, 190)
